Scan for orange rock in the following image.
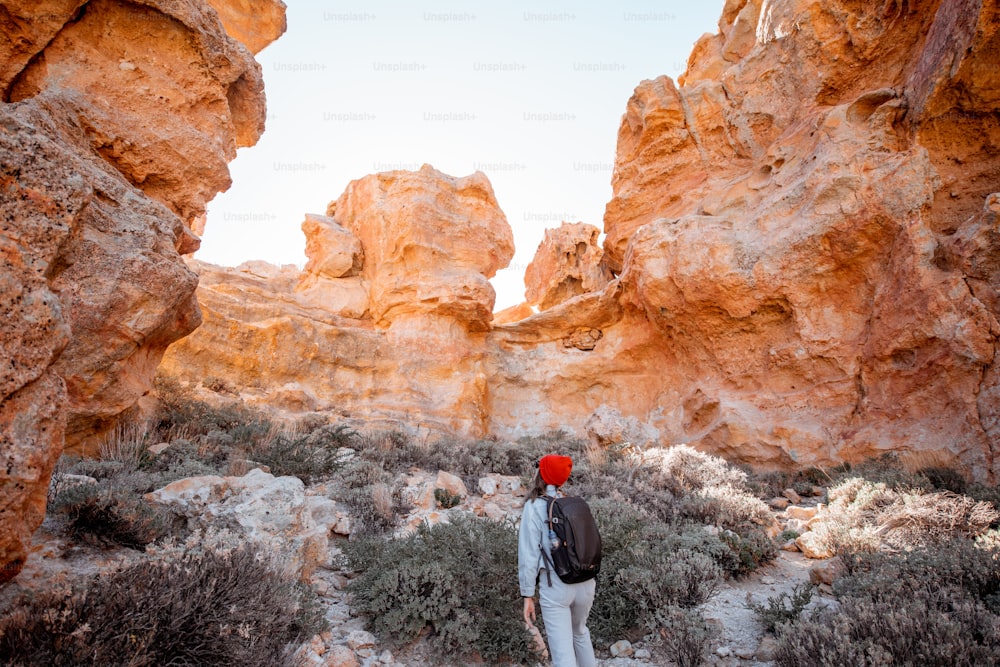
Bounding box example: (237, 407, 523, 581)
(161, 1, 1000, 485)
(524, 222, 611, 310)
(204, 0, 286, 54)
(328, 164, 515, 330)
(0, 0, 284, 579)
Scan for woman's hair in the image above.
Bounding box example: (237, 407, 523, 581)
(526, 468, 548, 500)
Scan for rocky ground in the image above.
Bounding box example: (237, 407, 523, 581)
(3, 460, 836, 667)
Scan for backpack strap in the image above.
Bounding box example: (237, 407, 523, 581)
(538, 496, 556, 587)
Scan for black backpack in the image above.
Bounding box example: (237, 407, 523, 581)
(540, 496, 602, 585)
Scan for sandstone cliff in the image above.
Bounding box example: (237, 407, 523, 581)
(162, 0, 998, 483)
(0, 0, 285, 580)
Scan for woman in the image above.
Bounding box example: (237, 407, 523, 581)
(518, 454, 597, 667)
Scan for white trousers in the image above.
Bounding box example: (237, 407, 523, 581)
(539, 571, 597, 667)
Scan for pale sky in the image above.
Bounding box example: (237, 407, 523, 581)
(199, 1, 723, 310)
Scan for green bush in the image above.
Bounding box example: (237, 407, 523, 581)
(719, 528, 778, 578)
(775, 540, 1000, 666)
(249, 424, 354, 483)
(588, 500, 723, 645)
(0, 544, 324, 666)
(774, 587, 1000, 667)
(749, 583, 816, 633)
(343, 516, 534, 665)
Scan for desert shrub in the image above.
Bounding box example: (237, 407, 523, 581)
(434, 488, 463, 509)
(918, 465, 968, 494)
(657, 607, 714, 667)
(807, 478, 999, 557)
(774, 587, 1000, 667)
(573, 465, 681, 525)
(774, 539, 1000, 666)
(749, 583, 816, 633)
(249, 424, 354, 483)
(836, 539, 1000, 610)
(748, 466, 831, 499)
(588, 499, 723, 645)
(50, 482, 169, 549)
(718, 528, 778, 578)
(642, 445, 749, 492)
(343, 516, 535, 665)
(153, 374, 271, 439)
(841, 453, 934, 492)
(969, 482, 1000, 525)
(0, 544, 322, 667)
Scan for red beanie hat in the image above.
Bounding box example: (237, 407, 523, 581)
(539, 454, 573, 487)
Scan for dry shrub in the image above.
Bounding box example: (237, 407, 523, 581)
(808, 478, 998, 556)
(694, 483, 773, 530)
(98, 419, 152, 471)
(0, 544, 323, 666)
(642, 445, 748, 492)
(877, 491, 999, 549)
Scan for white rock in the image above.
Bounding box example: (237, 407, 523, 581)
(609, 639, 634, 657)
(477, 474, 522, 496)
(634, 648, 652, 659)
(146, 469, 327, 577)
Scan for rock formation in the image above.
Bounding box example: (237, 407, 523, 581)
(0, 0, 284, 580)
(524, 222, 611, 311)
(163, 0, 999, 483)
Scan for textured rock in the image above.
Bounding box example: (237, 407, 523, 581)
(161, 0, 999, 482)
(146, 468, 331, 577)
(524, 222, 611, 310)
(301, 214, 363, 280)
(0, 0, 283, 579)
(328, 164, 515, 330)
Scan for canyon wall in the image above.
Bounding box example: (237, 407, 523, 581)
(0, 0, 285, 580)
(162, 0, 999, 482)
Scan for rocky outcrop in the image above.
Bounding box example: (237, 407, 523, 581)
(163, 0, 999, 482)
(524, 222, 611, 311)
(0, 0, 284, 580)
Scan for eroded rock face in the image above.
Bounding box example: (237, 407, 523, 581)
(524, 222, 611, 311)
(328, 164, 515, 330)
(163, 0, 999, 481)
(0, 0, 284, 580)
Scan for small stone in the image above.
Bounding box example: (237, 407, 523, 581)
(322, 646, 359, 667)
(435, 470, 468, 497)
(716, 645, 732, 657)
(780, 539, 800, 552)
(783, 488, 802, 504)
(313, 579, 330, 596)
(796, 532, 834, 559)
(148, 442, 171, 455)
(760, 576, 776, 585)
(378, 649, 393, 664)
(784, 518, 807, 533)
(768, 497, 790, 510)
(810, 485, 826, 497)
(735, 646, 756, 659)
(786, 505, 818, 521)
(810, 557, 846, 586)
(610, 639, 634, 657)
(119, 60, 136, 71)
(634, 648, 652, 659)
(346, 630, 376, 650)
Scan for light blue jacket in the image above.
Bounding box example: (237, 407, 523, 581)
(518, 484, 559, 597)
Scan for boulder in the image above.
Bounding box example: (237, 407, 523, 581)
(146, 469, 330, 577)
